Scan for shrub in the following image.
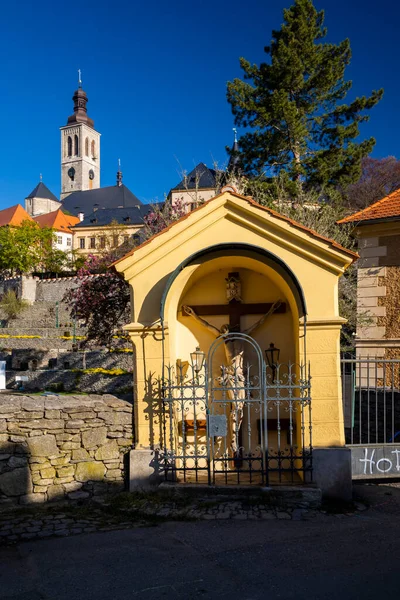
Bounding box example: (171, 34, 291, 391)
(0, 290, 29, 320)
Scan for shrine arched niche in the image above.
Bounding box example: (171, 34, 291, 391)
(162, 245, 306, 370)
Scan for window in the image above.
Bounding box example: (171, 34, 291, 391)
(57, 236, 62, 244)
(132, 233, 140, 245)
(67, 136, 72, 157)
(85, 137, 89, 156)
(113, 235, 119, 247)
(66, 238, 72, 247)
(74, 134, 79, 156)
(89, 237, 96, 249)
(79, 238, 85, 249)
(91, 140, 95, 158)
(100, 237, 106, 249)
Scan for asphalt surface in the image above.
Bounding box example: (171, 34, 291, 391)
(0, 482, 399, 600)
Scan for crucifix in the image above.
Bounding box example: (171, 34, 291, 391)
(181, 272, 286, 459)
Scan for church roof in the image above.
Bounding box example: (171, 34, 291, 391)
(62, 184, 143, 217)
(338, 187, 400, 225)
(26, 182, 59, 202)
(0, 204, 34, 227)
(172, 163, 220, 191)
(73, 206, 151, 228)
(114, 191, 359, 266)
(33, 209, 79, 233)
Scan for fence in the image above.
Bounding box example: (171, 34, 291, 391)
(341, 357, 400, 478)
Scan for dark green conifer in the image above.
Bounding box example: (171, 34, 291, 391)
(227, 0, 383, 195)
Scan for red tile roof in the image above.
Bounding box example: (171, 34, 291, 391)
(113, 191, 358, 267)
(33, 209, 80, 233)
(0, 204, 34, 227)
(338, 188, 400, 224)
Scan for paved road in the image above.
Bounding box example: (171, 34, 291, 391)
(0, 483, 399, 600)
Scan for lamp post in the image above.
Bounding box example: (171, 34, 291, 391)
(265, 343, 280, 382)
(190, 346, 205, 382)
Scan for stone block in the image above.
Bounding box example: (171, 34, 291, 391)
(68, 412, 95, 420)
(8, 456, 28, 468)
(21, 398, 44, 411)
(36, 478, 54, 486)
(51, 456, 70, 466)
(40, 467, 56, 479)
(95, 440, 119, 461)
(56, 476, 75, 484)
(98, 412, 132, 425)
(72, 448, 91, 461)
(31, 462, 51, 471)
(15, 411, 44, 420)
(45, 410, 60, 419)
(117, 438, 132, 446)
(129, 449, 161, 490)
(56, 465, 75, 478)
(311, 447, 352, 502)
(0, 467, 33, 496)
(20, 493, 45, 504)
(47, 484, 65, 501)
(105, 469, 121, 478)
(75, 461, 105, 482)
(19, 419, 64, 430)
(357, 286, 386, 298)
(361, 245, 387, 258)
(66, 420, 85, 428)
(63, 482, 83, 492)
(27, 435, 59, 457)
(61, 442, 81, 450)
(82, 427, 107, 449)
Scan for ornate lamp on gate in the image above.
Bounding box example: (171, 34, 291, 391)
(265, 342, 280, 382)
(190, 346, 206, 381)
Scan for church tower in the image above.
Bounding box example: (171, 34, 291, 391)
(60, 75, 101, 201)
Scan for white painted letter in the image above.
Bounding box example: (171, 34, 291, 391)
(359, 448, 375, 475)
(376, 458, 393, 473)
(391, 449, 400, 472)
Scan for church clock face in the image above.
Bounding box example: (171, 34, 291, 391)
(68, 167, 75, 180)
(89, 169, 95, 180)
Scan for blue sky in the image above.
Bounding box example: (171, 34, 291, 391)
(0, 0, 397, 208)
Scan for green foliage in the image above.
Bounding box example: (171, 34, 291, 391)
(254, 184, 371, 350)
(227, 0, 383, 196)
(0, 290, 29, 320)
(0, 221, 69, 275)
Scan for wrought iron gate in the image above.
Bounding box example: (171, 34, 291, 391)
(162, 333, 312, 485)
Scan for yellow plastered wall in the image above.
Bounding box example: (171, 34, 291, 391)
(117, 193, 354, 449)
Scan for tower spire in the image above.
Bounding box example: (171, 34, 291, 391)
(116, 158, 123, 186)
(228, 128, 240, 172)
(66, 74, 94, 128)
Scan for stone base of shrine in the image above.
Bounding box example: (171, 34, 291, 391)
(311, 447, 352, 502)
(129, 448, 163, 491)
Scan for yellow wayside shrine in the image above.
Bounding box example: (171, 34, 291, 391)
(114, 190, 357, 498)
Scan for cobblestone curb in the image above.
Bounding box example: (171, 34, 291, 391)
(0, 495, 360, 545)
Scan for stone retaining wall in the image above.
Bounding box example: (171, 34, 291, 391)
(0, 394, 133, 507)
(5, 371, 132, 395)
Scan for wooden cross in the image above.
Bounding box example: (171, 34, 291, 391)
(181, 272, 286, 332)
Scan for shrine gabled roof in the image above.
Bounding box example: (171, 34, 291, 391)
(112, 191, 359, 268)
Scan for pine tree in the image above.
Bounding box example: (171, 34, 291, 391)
(227, 0, 383, 195)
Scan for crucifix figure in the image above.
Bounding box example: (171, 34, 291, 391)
(182, 272, 285, 459)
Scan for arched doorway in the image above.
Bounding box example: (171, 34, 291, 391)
(160, 245, 312, 485)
